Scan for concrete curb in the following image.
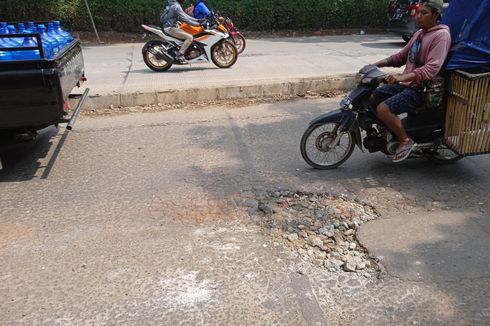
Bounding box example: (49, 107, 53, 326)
(83, 74, 355, 109)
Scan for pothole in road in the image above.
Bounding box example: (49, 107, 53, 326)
(253, 190, 381, 276)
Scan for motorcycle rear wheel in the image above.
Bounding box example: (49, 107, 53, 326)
(211, 41, 238, 68)
(143, 41, 172, 72)
(426, 145, 463, 164)
(233, 34, 246, 54)
(300, 123, 355, 169)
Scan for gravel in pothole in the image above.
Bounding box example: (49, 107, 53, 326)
(254, 190, 380, 276)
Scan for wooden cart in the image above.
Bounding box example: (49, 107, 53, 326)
(444, 70, 490, 156)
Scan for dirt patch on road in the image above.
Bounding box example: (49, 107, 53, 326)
(0, 223, 34, 248)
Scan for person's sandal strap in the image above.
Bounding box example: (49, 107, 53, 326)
(392, 142, 415, 162)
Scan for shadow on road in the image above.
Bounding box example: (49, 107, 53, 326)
(0, 126, 62, 182)
(129, 66, 216, 74)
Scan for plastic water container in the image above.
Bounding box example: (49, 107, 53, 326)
(7, 25, 22, 46)
(13, 37, 41, 60)
(0, 50, 13, 61)
(18, 23, 27, 33)
(0, 26, 15, 61)
(0, 26, 18, 48)
(28, 22, 37, 33)
(48, 22, 67, 49)
(54, 21, 73, 44)
(37, 24, 57, 58)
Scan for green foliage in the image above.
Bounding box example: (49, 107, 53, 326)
(0, 0, 387, 32)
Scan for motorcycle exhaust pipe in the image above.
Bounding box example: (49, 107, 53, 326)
(147, 47, 176, 63)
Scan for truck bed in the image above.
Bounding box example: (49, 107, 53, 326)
(0, 39, 85, 130)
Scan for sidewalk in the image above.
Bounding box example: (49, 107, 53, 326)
(79, 34, 405, 109)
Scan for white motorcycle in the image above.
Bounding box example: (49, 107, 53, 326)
(141, 21, 238, 71)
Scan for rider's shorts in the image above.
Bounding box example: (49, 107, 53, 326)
(372, 84, 423, 115)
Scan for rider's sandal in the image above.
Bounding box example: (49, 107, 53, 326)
(392, 140, 416, 163)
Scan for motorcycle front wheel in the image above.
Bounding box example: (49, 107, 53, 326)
(211, 41, 238, 68)
(142, 41, 172, 72)
(300, 123, 355, 169)
(233, 34, 246, 54)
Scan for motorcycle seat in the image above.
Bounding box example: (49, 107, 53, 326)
(148, 24, 163, 31)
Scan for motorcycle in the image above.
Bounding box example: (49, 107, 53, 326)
(216, 13, 246, 54)
(300, 64, 463, 169)
(141, 21, 238, 72)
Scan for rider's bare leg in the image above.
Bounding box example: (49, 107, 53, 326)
(369, 94, 381, 110)
(376, 102, 412, 145)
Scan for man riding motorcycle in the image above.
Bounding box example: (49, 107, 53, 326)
(162, 0, 206, 63)
(194, 0, 212, 19)
(370, 0, 451, 162)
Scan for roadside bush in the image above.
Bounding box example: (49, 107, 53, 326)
(0, 0, 387, 32)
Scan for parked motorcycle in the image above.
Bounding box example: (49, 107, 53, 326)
(141, 22, 238, 72)
(300, 64, 463, 169)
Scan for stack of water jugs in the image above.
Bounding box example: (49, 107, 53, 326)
(0, 21, 74, 61)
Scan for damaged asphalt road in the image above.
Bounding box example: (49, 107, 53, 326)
(1, 98, 489, 325)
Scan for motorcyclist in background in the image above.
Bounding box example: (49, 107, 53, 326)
(194, 0, 213, 19)
(162, 0, 206, 63)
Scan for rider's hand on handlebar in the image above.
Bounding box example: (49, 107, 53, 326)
(385, 74, 403, 84)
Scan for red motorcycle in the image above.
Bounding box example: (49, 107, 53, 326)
(217, 14, 245, 54)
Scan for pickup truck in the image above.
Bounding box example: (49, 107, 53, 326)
(0, 27, 89, 136)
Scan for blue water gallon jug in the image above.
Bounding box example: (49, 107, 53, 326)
(54, 21, 73, 44)
(28, 22, 37, 33)
(0, 50, 13, 61)
(0, 26, 18, 48)
(48, 22, 67, 49)
(7, 25, 22, 46)
(0, 27, 15, 61)
(37, 24, 56, 58)
(14, 37, 41, 60)
(18, 23, 27, 33)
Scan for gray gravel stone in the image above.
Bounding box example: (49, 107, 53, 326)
(309, 236, 324, 248)
(287, 233, 299, 241)
(319, 225, 335, 238)
(344, 259, 357, 272)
